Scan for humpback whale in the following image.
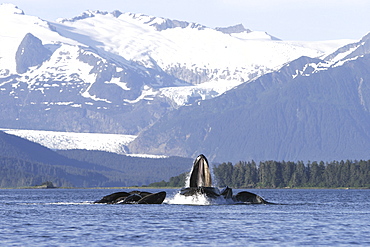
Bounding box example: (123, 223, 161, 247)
(180, 154, 271, 204)
(94, 190, 166, 204)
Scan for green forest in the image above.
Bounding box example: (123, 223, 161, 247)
(150, 160, 370, 188)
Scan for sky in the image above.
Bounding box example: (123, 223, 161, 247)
(4, 0, 370, 41)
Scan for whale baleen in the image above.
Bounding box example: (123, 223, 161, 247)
(189, 154, 212, 187)
(180, 154, 271, 204)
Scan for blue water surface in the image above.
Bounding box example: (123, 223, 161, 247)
(0, 189, 369, 246)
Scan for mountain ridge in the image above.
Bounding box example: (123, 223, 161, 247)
(0, 130, 192, 187)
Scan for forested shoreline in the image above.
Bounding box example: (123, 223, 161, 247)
(214, 160, 370, 188)
(150, 160, 370, 188)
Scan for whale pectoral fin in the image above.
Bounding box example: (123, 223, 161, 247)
(220, 186, 233, 199)
(201, 187, 220, 198)
(234, 191, 270, 204)
(138, 191, 166, 204)
(180, 187, 197, 196)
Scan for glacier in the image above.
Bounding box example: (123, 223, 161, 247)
(0, 128, 136, 154)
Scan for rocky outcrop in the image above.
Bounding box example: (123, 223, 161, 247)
(15, 33, 52, 74)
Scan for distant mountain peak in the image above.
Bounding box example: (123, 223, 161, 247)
(324, 32, 370, 63)
(360, 32, 370, 42)
(142, 16, 206, 31)
(58, 9, 206, 31)
(215, 24, 281, 40)
(111, 10, 123, 18)
(215, 24, 251, 34)
(113, 12, 207, 31)
(0, 3, 24, 15)
(58, 10, 109, 23)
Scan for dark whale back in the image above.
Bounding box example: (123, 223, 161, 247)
(138, 191, 166, 204)
(94, 192, 130, 203)
(233, 191, 270, 204)
(189, 154, 212, 187)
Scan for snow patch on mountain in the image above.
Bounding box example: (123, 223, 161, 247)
(123, 85, 157, 104)
(290, 35, 370, 79)
(159, 79, 242, 106)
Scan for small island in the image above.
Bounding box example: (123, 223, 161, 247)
(32, 181, 57, 189)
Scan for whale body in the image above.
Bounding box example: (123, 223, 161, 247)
(181, 154, 271, 204)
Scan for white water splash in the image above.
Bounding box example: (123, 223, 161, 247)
(164, 191, 236, 205)
(22, 201, 94, 205)
(184, 169, 192, 188)
(165, 191, 211, 205)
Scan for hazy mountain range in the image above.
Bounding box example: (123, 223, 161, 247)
(0, 130, 191, 187)
(1, 3, 369, 163)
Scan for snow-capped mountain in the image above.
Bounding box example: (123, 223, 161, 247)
(55, 9, 346, 86)
(0, 3, 353, 135)
(129, 32, 370, 162)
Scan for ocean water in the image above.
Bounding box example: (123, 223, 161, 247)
(1, 188, 369, 246)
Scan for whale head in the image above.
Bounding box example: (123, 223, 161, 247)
(189, 154, 212, 187)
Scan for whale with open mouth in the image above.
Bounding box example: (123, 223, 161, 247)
(180, 154, 271, 204)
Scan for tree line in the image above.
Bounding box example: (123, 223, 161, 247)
(214, 160, 370, 188)
(150, 159, 370, 188)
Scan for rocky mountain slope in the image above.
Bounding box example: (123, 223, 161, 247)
(129, 33, 370, 162)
